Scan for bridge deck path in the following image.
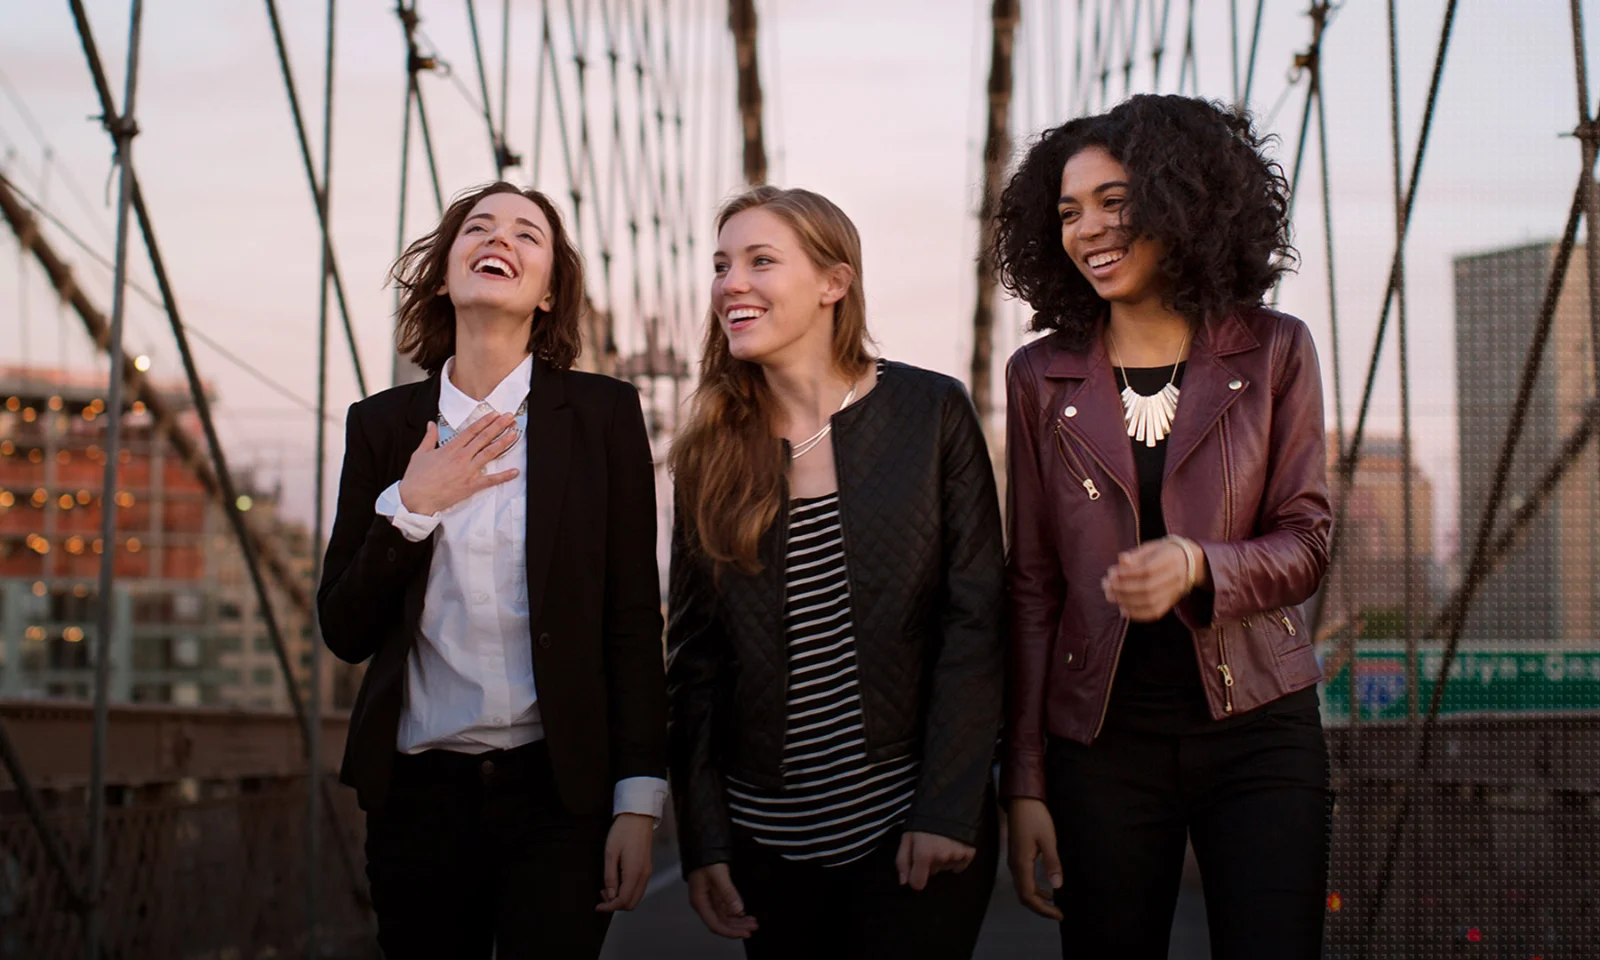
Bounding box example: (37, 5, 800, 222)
(601, 851, 1211, 959)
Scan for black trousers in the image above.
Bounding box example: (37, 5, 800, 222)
(363, 740, 613, 960)
(1045, 710, 1331, 960)
(731, 790, 999, 960)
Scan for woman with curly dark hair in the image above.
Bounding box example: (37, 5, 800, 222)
(995, 94, 1332, 959)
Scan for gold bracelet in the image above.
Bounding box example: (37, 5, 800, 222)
(1167, 535, 1198, 595)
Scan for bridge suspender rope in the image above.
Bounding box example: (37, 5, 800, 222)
(1310, 0, 1461, 643)
(59, 4, 368, 941)
(260, 0, 368, 400)
(71, 3, 142, 955)
(306, 0, 337, 952)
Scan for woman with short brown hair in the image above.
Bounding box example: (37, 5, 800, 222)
(320, 181, 666, 958)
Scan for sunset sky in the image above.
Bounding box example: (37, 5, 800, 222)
(1, 0, 1593, 559)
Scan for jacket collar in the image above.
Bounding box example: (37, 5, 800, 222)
(1044, 310, 1260, 494)
(400, 355, 571, 635)
(404, 355, 567, 427)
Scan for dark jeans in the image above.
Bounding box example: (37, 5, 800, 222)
(363, 740, 613, 960)
(732, 790, 1000, 960)
(1046, 709, 1331, 960)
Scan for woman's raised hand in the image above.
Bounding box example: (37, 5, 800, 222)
(397, 413, 521, 517)
(1101, 537, 1206, 622)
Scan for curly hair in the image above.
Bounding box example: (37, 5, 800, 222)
(991, 94, 1295, 350)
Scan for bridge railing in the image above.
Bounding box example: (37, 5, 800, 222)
(0, 699, 371, 960)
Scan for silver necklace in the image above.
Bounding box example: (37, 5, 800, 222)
(789, 382, 859, 460)
(437, 396, 529, 445)
(1108, 329, 1190, 448)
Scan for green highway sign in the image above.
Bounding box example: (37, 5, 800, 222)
(1318, 642, 1600, 721)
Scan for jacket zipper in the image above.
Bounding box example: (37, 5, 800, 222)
(1215, 415, 1236, 716)
(1217, 626, 1235, 713)
(1055, 425, 1139, 740)
(1053, 425, 1102, 500)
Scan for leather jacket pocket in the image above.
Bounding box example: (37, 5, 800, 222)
(1254, 605, 1311, 659)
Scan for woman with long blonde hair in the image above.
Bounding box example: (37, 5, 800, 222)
(666, 186, 1004, 958)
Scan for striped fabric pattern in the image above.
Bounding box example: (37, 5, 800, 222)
(726, 493, 918, 867)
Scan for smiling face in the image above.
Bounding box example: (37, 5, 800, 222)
(711, 206, 849, 366)
(1058, 145, 1166, 306)
(439, 191, 556, 319)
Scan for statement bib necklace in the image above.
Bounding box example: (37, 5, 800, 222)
(1108, 328, 1191, 448)
(789, 382, 859, 460)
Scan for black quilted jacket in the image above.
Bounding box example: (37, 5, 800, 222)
(666, 360, 1005, 874)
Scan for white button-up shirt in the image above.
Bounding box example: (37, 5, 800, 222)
(375, 355, 666, 819)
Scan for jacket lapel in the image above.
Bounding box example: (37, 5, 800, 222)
(400, 375, 441, 643)
(1162, 311, 1256, 482)
(521, 358, 570, 632)
(1044, 331, 1140, 500)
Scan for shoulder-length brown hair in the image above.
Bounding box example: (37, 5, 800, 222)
(669, 186, 874, 576)
(392, 181, 585, 374)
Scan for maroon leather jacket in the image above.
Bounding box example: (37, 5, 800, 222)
(1002, 307, 1331, 801)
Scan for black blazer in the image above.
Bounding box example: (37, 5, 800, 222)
(318, 359, 667, 815)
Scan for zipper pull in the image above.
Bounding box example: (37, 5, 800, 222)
(1217, 663, 1235, 714)
(1218, 663, 1234, 687)
(1082, 478, 1101, 500)
(1279, 613, 1296, 636)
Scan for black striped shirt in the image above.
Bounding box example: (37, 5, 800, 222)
(725, 493, 918, 866)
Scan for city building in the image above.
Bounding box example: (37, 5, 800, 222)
(1321, 432, 1436, 633)
(0, 365, 347, 710)
(1454, 241, 1596, 643)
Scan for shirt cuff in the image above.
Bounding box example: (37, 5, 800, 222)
(613, 776, 669, 823)
(374, 480, 441, 542)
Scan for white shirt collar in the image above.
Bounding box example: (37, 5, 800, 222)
(438, 354, 533, 431)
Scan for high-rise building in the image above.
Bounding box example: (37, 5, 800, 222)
(1454, 241, 1596, 643)
(1322, 432, 1436, 627)
(0, 366, 345, 709)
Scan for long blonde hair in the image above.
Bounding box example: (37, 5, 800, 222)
(669, 186, 874, 575)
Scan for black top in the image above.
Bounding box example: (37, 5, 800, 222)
(725, 493, 918, 866)
(1103, 363, 1318, 734)
(666, 360, 1004, 874)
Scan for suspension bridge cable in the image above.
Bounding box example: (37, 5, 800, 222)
(1384, 0, 1420, 732)
(1312, 0, 1460, 641)
(260, 0, 369, 399)
(1358, 169, 1595, 953)
(0, 64, 112, 245)
(1241, 0, 1265, 105)
(73, 2, 143, 954)
(1150, 0, 1172, 89)
(305, 0, 336, 948)
(465, 0, 511, 173)
(1120, 0, 1144, 102)
(398, 5, 445, 216)
(63, 3, 367, 914)
(0, 170, 330, 419)
(531, 0, 551, 183)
